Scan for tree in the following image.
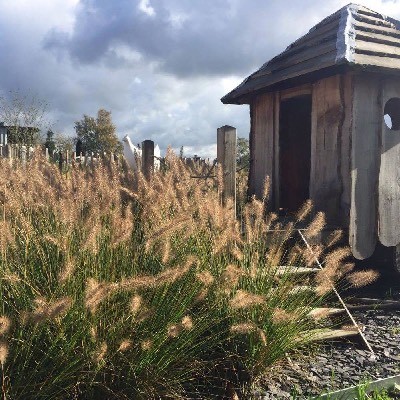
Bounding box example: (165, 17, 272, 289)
(74, 109, 123, 154)
(0, 90, 51, 145)
(44, 130, 56, 155)
(237, 137, 250, 172)
(54, 132, 74, 154)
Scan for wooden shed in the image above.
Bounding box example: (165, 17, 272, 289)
(221, 4, 400, 262)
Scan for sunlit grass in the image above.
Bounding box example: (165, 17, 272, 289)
(0, 151, 373, 399)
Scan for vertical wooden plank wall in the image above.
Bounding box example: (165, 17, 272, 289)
(273, 93, 280, 209)
(378, 79, 400, 247)
(350, 74, 381, 259)
(248, 93, 275, 203)
(310, 75, 350, 225)
(339, 74, 353, 226)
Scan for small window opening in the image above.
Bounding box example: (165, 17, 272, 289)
(384, 97, 400, 131)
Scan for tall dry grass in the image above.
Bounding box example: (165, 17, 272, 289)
(0, 151, 375, 399)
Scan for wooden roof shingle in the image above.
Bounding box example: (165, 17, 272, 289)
(222, 4, 400, 104)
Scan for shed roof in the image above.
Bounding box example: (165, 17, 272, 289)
(222, 4, 400, 104)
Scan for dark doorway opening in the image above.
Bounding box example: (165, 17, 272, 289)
(279, 94, 312, 212)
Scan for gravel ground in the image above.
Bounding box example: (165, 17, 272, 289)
(255, 280, 400, 399)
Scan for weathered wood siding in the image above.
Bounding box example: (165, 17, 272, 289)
(309, 74, 352, 226)
(378, 79, 400, 247)
(248, 93, 275, 202)
(350, 74, 381, 259)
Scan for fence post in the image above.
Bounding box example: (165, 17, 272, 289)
(58, 151, 63, 172)
(142, 140, 154, 180)
(21, 145, 27, 167)
(217, 125, 237, 217)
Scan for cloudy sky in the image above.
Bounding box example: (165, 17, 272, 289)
(0, 0, 399, 157)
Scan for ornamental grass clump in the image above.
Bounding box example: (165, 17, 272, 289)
(0, 150, 376, 399)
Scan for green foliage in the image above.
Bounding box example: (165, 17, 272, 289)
(310, 381, 397, 400)
(74, 109, 123, 155)
(0, 90, 51, 145)
(44, 129, 56, 155)
(237, 136, 250, 172)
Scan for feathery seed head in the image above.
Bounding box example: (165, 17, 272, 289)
(0, 316, 11, 336)
(346, 270, 379, 288)
(221, 264, 243, 291)
(230, 322, 257, 334)
(85, 278, 117, 314)
(0, 340, 8, 365)
(231, 246, 244, 262)
(181, 315, 193, 330)
(130, 294, 142, 315)
(118, 339, 132, 352)
(58, 258, 75, 283)
(272, 308, 293, 324)
(167, 324, 183, 338)
(230, 290, 265, 310)
(141, 339, 153, 350)
(196, 271, 214, 286)
(325, 229, 343, 248)
(296, 200, 313, 222)
(258, 329, 267, 346)
(30, 296, 72, 324)
(90, 326, 97, 340)
(305, 212, 326, 239)
(3, 272, 21, 284)
(94, 342, 107, 363)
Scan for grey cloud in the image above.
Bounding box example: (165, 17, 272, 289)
(44, 0, 350, 78)
(2, 0, 400, 159)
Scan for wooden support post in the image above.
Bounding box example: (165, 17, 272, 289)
(217, 125, 237, 216)
(142, 140, 154, 180)
(58, 151, 63, 172)
(21, 145, 27, 167)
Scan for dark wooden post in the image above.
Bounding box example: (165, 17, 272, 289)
(58, 151, 63, 172)
(142, 140, 154, 180)
(217, 125, 237, 217)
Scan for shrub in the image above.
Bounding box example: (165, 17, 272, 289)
(0, 152, 371, 399)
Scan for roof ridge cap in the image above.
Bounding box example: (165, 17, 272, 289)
(335, 4, 358, 64)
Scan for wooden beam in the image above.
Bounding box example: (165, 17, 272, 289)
(378, 79, 400, 247)
(350, 74, 380, 260)
(142, 140, 154, 180)
(249, 94, 274, 201)
(308, 327, 359, 341)
(273, 92, 280, 209)
(310, 75, 344, 225)
(217, 126, 237, 215)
